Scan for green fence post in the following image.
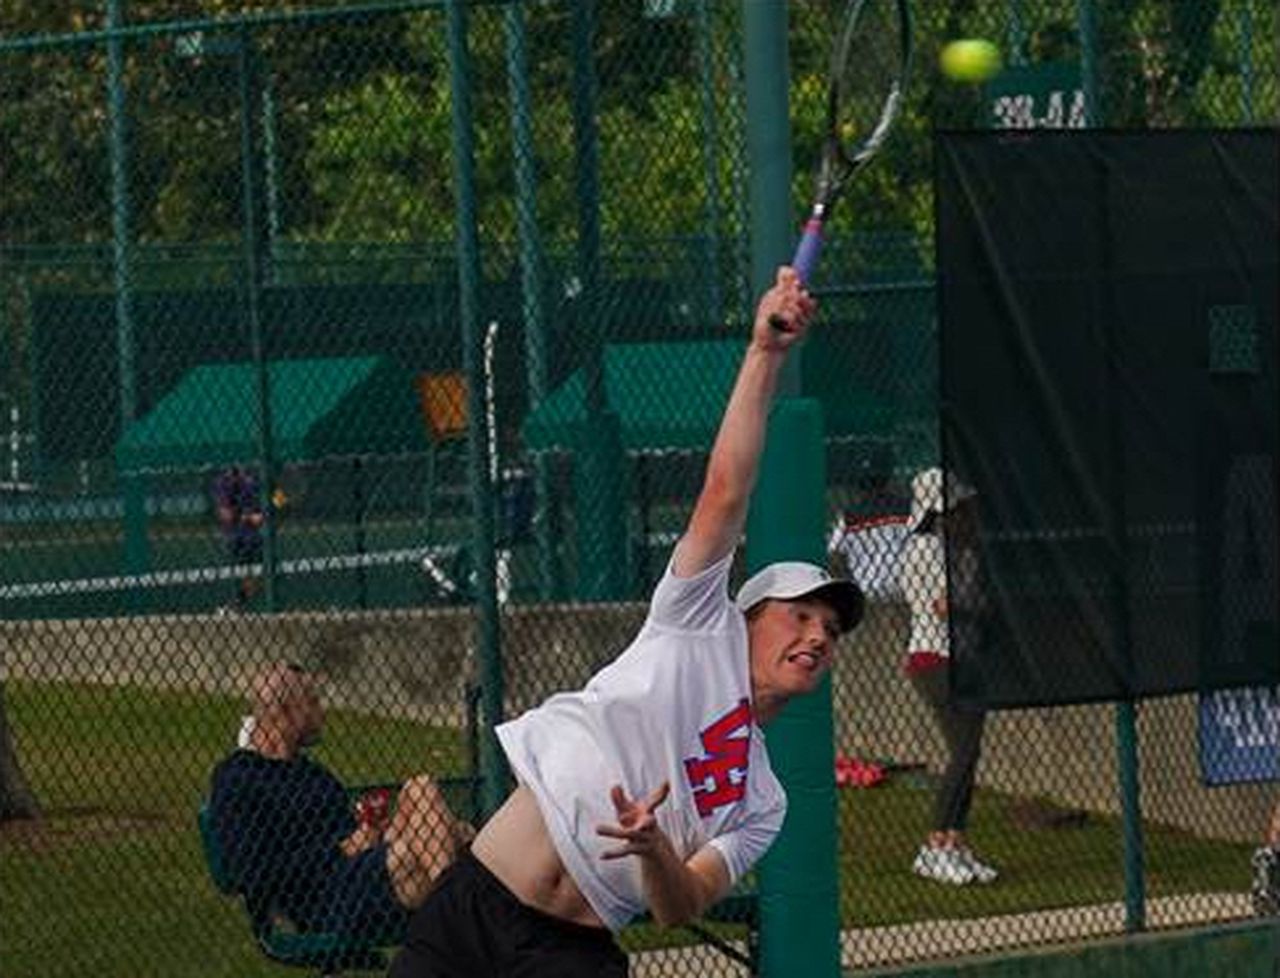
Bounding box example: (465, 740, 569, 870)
(1076, 0, 1101, 126)
(447, 0, 507, 817)
(107, 0, 151, 605)
(744, 1, 796, 350)
(750, 401, 842, 978)
(504, 0, 563, 601)
(569, 0, 627, 601)
(1077, 0, 1146, 933)
(235, 28, 279, 613)
(744, 2, 840, 975)
(1238, 2, 1255, 123)
(1005, 0, 1027, 67)
(260, 69, 282, 282)
(695, 0, 725, 327)
(1, 275, 10, 487)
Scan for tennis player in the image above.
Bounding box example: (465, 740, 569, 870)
(389, 266, 865, 977)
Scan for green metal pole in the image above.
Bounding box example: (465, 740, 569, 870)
(744, 3, 840, 976)
(719, 26, 755, 328)
(503, 0, 563, 601)
(1006, 0, 1027, 67)
(447, 0, 506, 817)
(236, 29, 279, 612)
(571, 0, 602, 414)
(1078, 14, 1145, 930)
(1076, 0, 1101, 127)
(107, 1, 135, 448)
(695, 0, 724, 327)
(744, 1, 797, 395)
(569, 0, 626, 601)
(18, 276, 38, 487)
(1238, 2, 1255, 123)
(106, 0, 151, 602)
(1, 278, 12, 488)
(751, 404, 841, 978)
(1115, 703, 1145, 930)
(260, 73, 282, 283)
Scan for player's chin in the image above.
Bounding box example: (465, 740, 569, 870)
(783, 661, 829, 694)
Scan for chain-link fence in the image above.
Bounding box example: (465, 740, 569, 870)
(1, 1, 1277, 976)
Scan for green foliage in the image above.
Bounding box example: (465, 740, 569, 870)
(308, 71, 458, 241)
(0, 0, 1273, 263)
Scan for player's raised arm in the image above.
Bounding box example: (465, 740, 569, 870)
(672, 267, 816, 578)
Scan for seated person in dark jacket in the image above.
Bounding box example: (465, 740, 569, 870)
(208, 663, 472, 938)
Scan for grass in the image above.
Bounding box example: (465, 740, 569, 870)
(837, 779, 1252, 928)
(0, 680, 469, 978)
(0, 680, 1258, 977)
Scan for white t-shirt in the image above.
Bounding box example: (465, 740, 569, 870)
(901, 533, 982, 657)
(496, 550, 787, 931)
(902, 533, 949, 655)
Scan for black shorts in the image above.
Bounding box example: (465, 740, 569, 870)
(228, 534, 263, 564)
(318, 842, 407, 941)
(388, 851, 627, 978)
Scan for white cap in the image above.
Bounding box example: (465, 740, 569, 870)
(906, 467, 976, 532)
(734, 561, 865, 633)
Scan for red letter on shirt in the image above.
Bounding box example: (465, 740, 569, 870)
(684, 699, 752, 817)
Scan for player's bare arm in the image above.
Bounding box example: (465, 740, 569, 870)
(596, 783, 732, 927)
(674, 267, 816, 578)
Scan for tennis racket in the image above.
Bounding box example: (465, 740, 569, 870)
(789, 0, 912, 289)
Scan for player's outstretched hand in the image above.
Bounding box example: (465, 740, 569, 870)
(596, 782, 673, 861)
(754, 265, 817, 350)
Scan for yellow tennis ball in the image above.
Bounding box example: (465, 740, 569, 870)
(940, 39, 1002, 84)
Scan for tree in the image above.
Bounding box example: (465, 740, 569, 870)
(0, 684, 40, 822)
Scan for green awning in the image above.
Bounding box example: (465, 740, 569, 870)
(522, 338, 894, 453)
(116, 356, 426, 471)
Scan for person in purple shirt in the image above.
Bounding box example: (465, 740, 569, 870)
(212, 465, 266, 608)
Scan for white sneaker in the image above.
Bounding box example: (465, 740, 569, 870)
(959, 847, 999, 884)
(912, 845, 975, 885)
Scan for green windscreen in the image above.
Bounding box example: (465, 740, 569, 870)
(935, 128, 1279, 707)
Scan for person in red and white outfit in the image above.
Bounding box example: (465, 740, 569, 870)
(827, 464, 910, 602)
(900, 467, 998, 886)
(389, 267, 865, 977)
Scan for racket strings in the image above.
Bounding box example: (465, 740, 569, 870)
(830, 0, 908, 165)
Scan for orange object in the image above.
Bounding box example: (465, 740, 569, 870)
(416, 372, 468, 440)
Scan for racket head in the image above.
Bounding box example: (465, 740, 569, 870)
(816, 0, 912, 205)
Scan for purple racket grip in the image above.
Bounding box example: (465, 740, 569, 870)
(792, 218, 825, 284)
(769, 217, 825, 332)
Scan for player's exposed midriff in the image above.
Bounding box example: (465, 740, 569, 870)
(471, 784, 607, 930)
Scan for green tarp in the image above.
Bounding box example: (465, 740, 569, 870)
(522, 338, 893, 453)
(116, 356, 426, 471)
